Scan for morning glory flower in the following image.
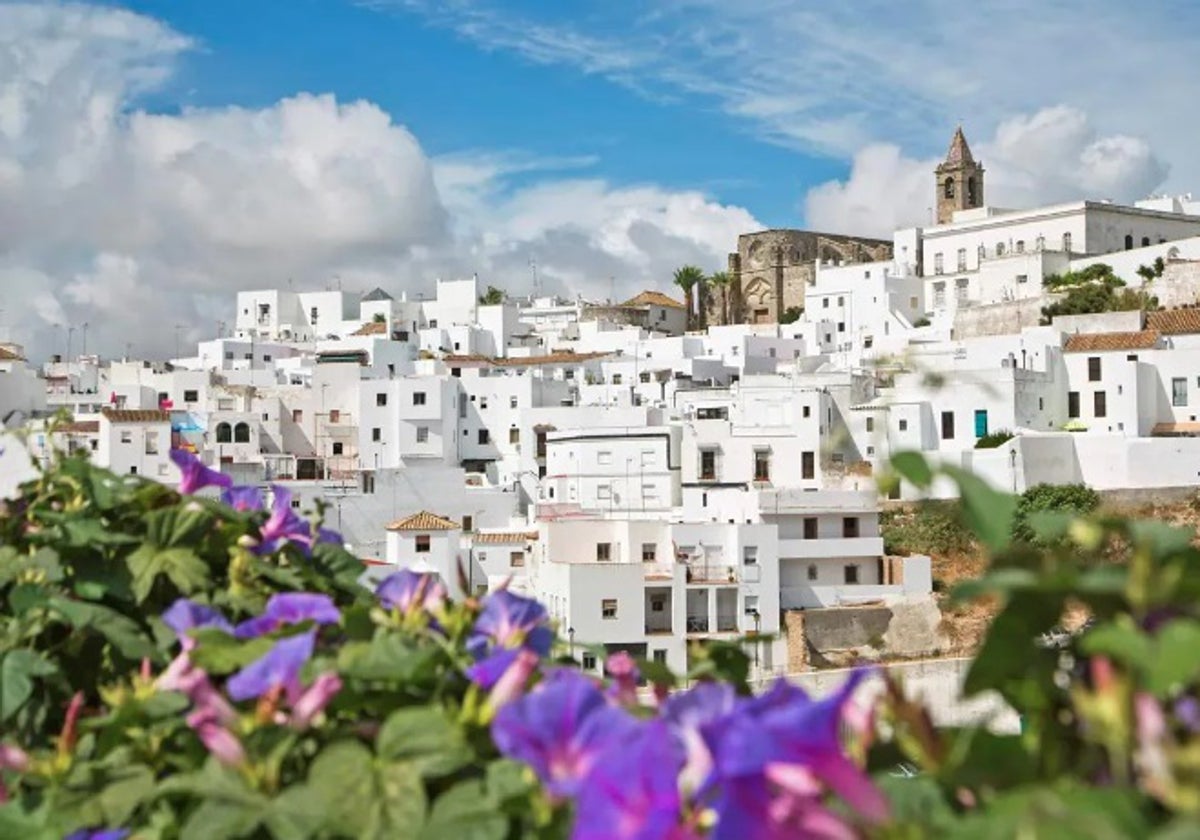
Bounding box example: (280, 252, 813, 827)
(221, 486, 264, 512)
(187, 706, 246, 769)
(233, 592, 340, 639)
(663, 681, 737, 793)
(255, 485, 314, 555)
(162, 599, 233, 649)
(170, 449, 232, 495)
(468, 589, 554, 660)
(227, 631, 315, 703)
(572, 720, 688, 840)
(64, 830, 131, 840)
(605, 651, 640, 705)
(317, 526, 343, 546)
(289, 672, 344, 730)
(492, 670, 640, 798)
(376, 568, 446, 614)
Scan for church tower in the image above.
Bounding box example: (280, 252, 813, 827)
(935, 127, 984, 224)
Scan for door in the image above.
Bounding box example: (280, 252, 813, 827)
(974, 409, 989, 438)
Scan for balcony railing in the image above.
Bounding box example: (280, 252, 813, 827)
(716, 613, 738, 633)
(686, 615, 709, 633)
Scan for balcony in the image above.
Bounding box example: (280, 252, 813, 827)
(777, 536, 884, 559)
(685, 562, 738, 585)
(686, 614, 709, 633)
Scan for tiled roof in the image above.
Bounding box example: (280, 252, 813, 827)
(1147, 309, 1200, 335)
(473, 531, 539, 545)
(101, 409, 171, 423)
(0, 346, 24, 361)
(386, 511, 460, 532)
(1063, 330, 1160, 353)
(1152, 422, 1200, 436)
(59, 421, 100, 433)
(351, 321, 388, 336)
(443, 351, 610, 368)
(621, 290, 685, 310)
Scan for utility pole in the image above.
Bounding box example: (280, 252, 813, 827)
(81, 322, 89, 356)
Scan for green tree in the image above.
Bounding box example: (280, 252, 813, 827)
(1041, 265, 1158, 324)
(478, 285, 505, 305)
(708, 270, 732, 324)
(780, 306, 802, 325)
(672, 265, 705, 330)
(1136, 256, 1166, 283)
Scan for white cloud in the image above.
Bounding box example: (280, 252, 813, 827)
(804, 106, 1170, 236)
(0, 3, 758, 359)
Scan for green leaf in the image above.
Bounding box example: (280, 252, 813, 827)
(262, 785, 326, 840)
(1079, 623, 1151, 667)
(143, 507, 215, 548)
(948, 782, 1148, 840)
(97, 764, 157, 827)
(180, 799, 264, 840)
(127, 544, 211, 603)
(964, 592, 1062, 699)
(46, 595, 157, 661)
(308, 740, 427, 840)
(0, 649, 58, 721)
(0, 802, 56, 840)
(1145, 620, 1200, 696)
(485, 760, 533, 807)
(339, 633, 432, 682)
(187, 630, 274, 675)
(891, 451, 934, 489)
(942, 465, 1016, 552)
(377, 707, 473, 778)
(421, 780, 507, 840)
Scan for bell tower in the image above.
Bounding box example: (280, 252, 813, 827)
(935, 127, 984, 224)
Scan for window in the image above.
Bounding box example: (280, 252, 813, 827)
(291, 498, 301, 509)
(802, 405, 811, 419)
(129, 466, 137, 475)
(1088, 357, 1101, 382)
(653, 650, 667, 664)
(510, 551, 525, 567)
(837, 296, 844, 306)
(144, 431, 159, 455)
(461, 515, 474, 532)
(744, 595, 759, 616)
(597, 485, 612, 501)
(262, 355, 272, 362)
(1125, 234, 1134, 250)
(327, 441, 342, 456)
(1173, 378, 1188, 407)
(899, 419, 908, 431)
(956, 277, 968, 300)
(803, 517, 818, 539)
(329, 409, 340, 423)
(866, 417, 874, 433)
(1142, 237, 1151, 247)
(601, 599, 617, 619)
(807, 564, 818, 581)
(823, 298, 830, 309)
(598, 450, 613, 466)
(934, 253, 944, 275)
(933, 282, 946, 308)
(183, 389, 198, 402)
(944, 176, 955, 198)
(372, 427, 381, 442)
(234, 422, 250, 443)
(639, 372, 650, 383)
(844, 565, 860, 584)
(610, 373, 622, 385)
(1016, 240, 1025, 253)
(376, 393, 387, 407)
(416, 426, 429, 443)
(1063, 233, 1072, 253)
(699, 449, 717, 481)
(974, 409, 989, 438)
(996, 242, 1005, 256)
(633, 542, 655, 564)
(224, 351, 234, 361)
(310, 306, 318, 323)
(753, 449, 771, 482)
(641, 450, 655, 467)
(743, 546, 758, 565)
(843, 517, 859, 538)
(837, 322, 845, 333)
(477, 429, 489, 445)
(215, 422, 232, 443)
(362, 473, 375, 494)
(480, 397, 488, 409)
(412, 391, 426, 406)
(509, 396, 518, 409)
(1017, 274, 1028, 284)
(1068, 392, 1080, 418)
(292, 409, 302, 422)
(801, 451, 815, 480)
(582, 652, 597, 669)
(957, 248, 967, 271)
(415, 535, 431, 553)
(451, 368, 461, 378)
(509, 427, 519, 445)
(940, 411, 955, 439)
(1094, 391, 1107, 418)
(595, 542, 614, 562)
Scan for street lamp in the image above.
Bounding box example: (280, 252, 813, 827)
(568, 626, 576, 659)
(750, 609, 762, 671)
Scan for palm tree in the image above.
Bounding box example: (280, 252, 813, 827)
(708, 270, 732, 325)
(672, 265, 705, 330)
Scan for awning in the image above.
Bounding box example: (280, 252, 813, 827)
(1152, 422, 1200, 437)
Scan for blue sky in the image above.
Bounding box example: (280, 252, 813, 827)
(109, 0, 843, 226)
(2, 1, 1197, 358)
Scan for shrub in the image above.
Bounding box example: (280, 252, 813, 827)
(912, 316, 931, 328)
(1012, 482, 1101, 544)
(882, 501, 975, 556)
(975, 429, 1015, 449)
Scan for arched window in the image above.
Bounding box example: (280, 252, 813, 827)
(234, 422, 251, 443)
(967, 176, 977, 204)
(215, 422, 232, 443)
(1124, 235, 1134, 250)
(944, 177, 955, 199)
(807, 564, 818, 581)
(1062, 233, 1072, 253)
(1142, 236, 1151, 247)
(996, 242, 1005, 256)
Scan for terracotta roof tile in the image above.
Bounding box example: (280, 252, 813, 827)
(0, 346, 24, 361)
(59, 421, 100, 433)
(1063, 330, 1160, 353)
(1146, 309, 1200, 335)
(473, 531, 539, 545)
(443, 351, 610, 368)
(101, 409, 171, 423)
(351, 321, 388, 336)
(621, 290, 685, 309)
(386, 510, 460, 531)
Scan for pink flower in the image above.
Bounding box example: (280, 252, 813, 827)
(605, 652, 640, 706)
(487, 649, 541, 711)
(187, 707, 246, 768)
(289, 673, 343, 730)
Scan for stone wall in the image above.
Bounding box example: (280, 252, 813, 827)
(792, 596, 948, 667)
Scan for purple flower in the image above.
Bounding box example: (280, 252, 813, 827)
(572, 721, 687, 840)
(467, 648, 523, 691)
(469, 589, 554, 660)
(256, 485, 314, 555)
(663, 682, 736, 793)
(187, 706, 246, 768)
(170, 449, 232, 495)
(233, 592, 340, 639)
(488, 649, 541, 710)
(492, 670, 640, 798)
(1175, 696, 1200, 733)
(606, 651, 640, 705)
(162, 599, 233, 648)
(376, 569, 446, 614)
(317, 527, 343, 546)
(64, 831, 131, 840)
(290, 672, 343, 730)
(221, 486, 264, 512)
(227, 631, 315, 703)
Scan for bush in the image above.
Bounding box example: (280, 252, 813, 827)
(1011, 482, 1102, 544)
(882, 501, 975, 556)
(1041, 266, 1158, 324)
(912, 316, 931, 328)
(975, 429, 1015, 449)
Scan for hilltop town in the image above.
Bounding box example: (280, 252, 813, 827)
(6, 128, 1200, 676)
